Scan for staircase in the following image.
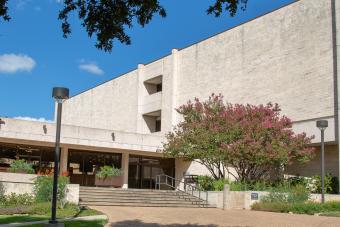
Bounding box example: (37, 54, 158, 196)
(79, 187, 215, 208)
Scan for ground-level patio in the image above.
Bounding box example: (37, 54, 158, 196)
(92, 206, 340, 227)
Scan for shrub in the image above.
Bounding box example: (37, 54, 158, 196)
(252, 201, 340, 215)
(197, 176, 214, 191)
(310, 173, 338, 194)
(0, 193, 34, 207)
(9, 159, 34, 174)
(0, 182, 5, 203)
(96, 165, 121, 178)
(34, 175, 69, 207)
(213, 179, 229, 191)
(229, 180, 271, 191)
(261, 184, 310, 203)
(197, 176, 229, 191)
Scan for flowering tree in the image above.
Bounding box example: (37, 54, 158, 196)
(163, 94, 315, 182)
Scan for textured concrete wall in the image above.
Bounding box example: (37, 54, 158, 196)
(177, 0, 333, 124)
(59, 0, 336, 142)
(62, 70, 139, 132)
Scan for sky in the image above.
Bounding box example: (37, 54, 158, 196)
(0, 0, 295, 121)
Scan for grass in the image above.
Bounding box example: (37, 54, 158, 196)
(21, 219, 108, 227)
(0, 215, 47, 224)
(0, 203, 103, 224)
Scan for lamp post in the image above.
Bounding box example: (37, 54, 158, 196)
(49, 87, 69, 226)
(316, 120, 328, 203)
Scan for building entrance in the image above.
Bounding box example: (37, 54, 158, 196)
(68, 150, 122, 186)
(128, 155, 175, 189)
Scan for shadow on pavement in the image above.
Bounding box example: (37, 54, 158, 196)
(107, 219, 218, 227)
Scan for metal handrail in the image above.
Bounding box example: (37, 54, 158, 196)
(155, 174, 209, 207)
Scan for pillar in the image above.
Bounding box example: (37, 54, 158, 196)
(59, 147, 68, 174)
(121, 152, 129, 189)
(171, 49, 179, 128)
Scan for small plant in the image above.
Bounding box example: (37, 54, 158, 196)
(0, 182, 5, 203)
(34, 175, 69, 208)
(0, 193, 34, 207)
(310, 173, 336, 194)
(96, 165, 121, 179)
(261, 184, 310, 203)
(212, 178, 229, 191)
(197, 176, 214, 191)
(9, 159, 34, 174)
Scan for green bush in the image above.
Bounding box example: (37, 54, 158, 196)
(96, 165, 121, 178)
(9, 159, 34, 174)
(310, 173, 333, 194)
(229, 180, 271, 191)
(34, 175, 69, 207)
(197, 176, 229, 191)
(0, 182, 5, 203)
(0, 193, 34, 207)
(252, 201, 340, 215)
(212, 179, 229, 191)
(197, 176, 214, 191)
(261, 184, 310, 203)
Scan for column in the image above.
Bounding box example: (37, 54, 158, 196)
(59, 147, 68, 174)
(121, 152, 129, 189)
(136, 64, 145, 133)
(171, 49, 179, 127)
(332, 0, 340, 192)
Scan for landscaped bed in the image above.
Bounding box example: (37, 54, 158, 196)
(19, 219, 107, 227)
(0, 203, 103, 224)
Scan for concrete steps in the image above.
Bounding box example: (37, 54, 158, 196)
(79, 187, 215, 208)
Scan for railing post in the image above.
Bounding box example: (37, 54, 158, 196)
(206, 191, 208, 206)
(155, 175, 158, 190)
(199, 190, 201, 207)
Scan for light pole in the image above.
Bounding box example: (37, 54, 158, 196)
(49, 87, 69, 226)
(316, 120, 328, 203)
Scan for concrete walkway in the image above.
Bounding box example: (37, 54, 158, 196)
(91, 206, 340, 227)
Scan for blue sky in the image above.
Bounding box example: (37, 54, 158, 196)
(0, 0, 294, 121)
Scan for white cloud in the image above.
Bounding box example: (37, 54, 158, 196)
(79, 63, 104, 75)
(14, 116, 54, 123)
(0, 54, 36, 73)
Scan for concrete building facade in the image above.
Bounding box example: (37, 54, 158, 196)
(1, 0, 340, 189)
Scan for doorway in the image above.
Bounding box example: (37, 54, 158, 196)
(68, 150, 122, 186)
(128, 155, 174, 189)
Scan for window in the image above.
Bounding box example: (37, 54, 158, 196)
(143, 110, 161, 133)
(156, 83, 162, 92)
(155, 119, 161, 132)
(144, 75, 162, 95)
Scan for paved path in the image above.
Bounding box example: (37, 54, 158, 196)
(91, 206, 340, 227)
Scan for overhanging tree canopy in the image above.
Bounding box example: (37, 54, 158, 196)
(0, 0, 248, 52)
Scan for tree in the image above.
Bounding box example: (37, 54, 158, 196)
(0, 0, 248, 52)
(163, 94, 315, 182)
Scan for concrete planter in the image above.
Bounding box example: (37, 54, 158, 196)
(95, 176, 123, 188)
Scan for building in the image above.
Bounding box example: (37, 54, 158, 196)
(0, 0, 339, 189)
